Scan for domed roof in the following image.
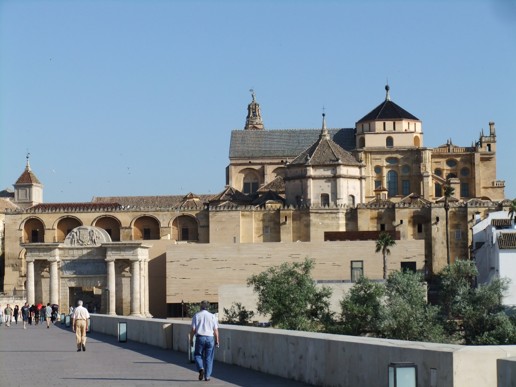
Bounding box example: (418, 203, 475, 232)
(15, 158, 42, 185)
(357, 85, 419, 123)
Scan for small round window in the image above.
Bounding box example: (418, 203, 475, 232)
(374, 166, 382, 174)
(401, 165, 410, 174)
(434, 168, 442, 176)
(386, 157, 399, 165)
(460, 167, 470, 177)
(446, 159, 457, 168)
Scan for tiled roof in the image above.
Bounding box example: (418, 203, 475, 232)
(357, 99, 419, 123)
(0, 198, 18, 211)
(27, 202, 123, 212)
(498, 233, 516, 249)
(229, 128, 355, 159)
(207, 186, 252, 206)
(251, 190, 285, 206)
(397, 193, 431, 207)
(0, 188, 14, 198)
(257, 176, 285, 193)
(92, 195, 213, 209)
(15, 167, 42, 185)
(290, 132, 360, 166)
(492, 219, 513, 228)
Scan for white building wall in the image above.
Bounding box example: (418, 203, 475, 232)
(473, 211, 516, 306)
(499, 249, 516, 306)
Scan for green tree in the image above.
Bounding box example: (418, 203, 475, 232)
(443, 181, 455, 265)
(462, 279, 516, 345)
(438, 259, 477, 324)
(381, 271, 446, 343)
(222, 302, 255, 325)
(247, 258, 332, 331)
(508, 198, 516, 224)
(375, 232, 396, 279)
(340, 276, 385, 336)
(437, 260, 516, 344)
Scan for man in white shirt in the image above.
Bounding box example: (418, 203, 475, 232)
(44, 303, 52, 328)
(190, 300, 219, 381)
(72, 300, 90, 352)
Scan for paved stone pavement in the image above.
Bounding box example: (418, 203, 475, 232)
(0, 320, 311, 387)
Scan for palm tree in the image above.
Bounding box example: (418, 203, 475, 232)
(375, 232, 396, 279)
(443, 181, 455, 266)
(509, 199, 516, 227)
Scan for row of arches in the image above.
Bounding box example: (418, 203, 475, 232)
(22, 214, 200, 244)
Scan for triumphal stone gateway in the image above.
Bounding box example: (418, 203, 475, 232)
(22, 226, 152, 317)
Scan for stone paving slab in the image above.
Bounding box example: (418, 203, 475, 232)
(0, 321, 311, 387)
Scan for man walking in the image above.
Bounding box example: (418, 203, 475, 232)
(190, 300, 219, 381)
(72, 300, 90, 352)
(21, 302, 30, 329)
(44, 303, 53, 328)
(4, 304, 13, 327)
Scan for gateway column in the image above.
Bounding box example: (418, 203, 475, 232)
(27, 258, 35, 305)
(49, 258, 59, 305)
(130, 259, 141, 316)
(144, 259, 152, 317)
(106, 259, 116, 315)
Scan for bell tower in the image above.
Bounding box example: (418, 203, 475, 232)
(244, 89, 264, 130)
(13, 154, 43, 209)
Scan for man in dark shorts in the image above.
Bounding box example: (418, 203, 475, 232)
(21, 302, 30, 329)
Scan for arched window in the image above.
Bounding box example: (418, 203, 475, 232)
(243, 172, 259, 194)
(435, 183, 442, 197)
(172, 215, 199, 241)
(133, 216, 160, 240)
(359, 137, 365, 148)
(414, 136, 421, 147)
(386, 136, 394, 148)
(348, 195, 355, 207)
(321, 193, 330, 207)
(24, 218, 45, 243)
(94, 216, 121, 241)
(56, 217, 82, 242)
(387, 170, 398, 197)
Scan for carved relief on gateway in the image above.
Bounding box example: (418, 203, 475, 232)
(64, 226, 112, 247)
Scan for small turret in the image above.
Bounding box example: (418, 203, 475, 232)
(13, 153, 43, 209)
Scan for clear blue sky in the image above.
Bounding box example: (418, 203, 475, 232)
(1, 0, 515, 202)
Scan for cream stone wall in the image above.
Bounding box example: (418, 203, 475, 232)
(166, 240, 425, 304)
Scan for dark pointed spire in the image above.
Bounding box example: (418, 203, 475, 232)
(385, 84, 391, 101)
(320, 112, 329, 140)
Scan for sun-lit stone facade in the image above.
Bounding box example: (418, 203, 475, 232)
(0, 86, 508, 317)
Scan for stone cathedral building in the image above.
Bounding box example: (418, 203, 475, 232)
(0, 86, 509, 318)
